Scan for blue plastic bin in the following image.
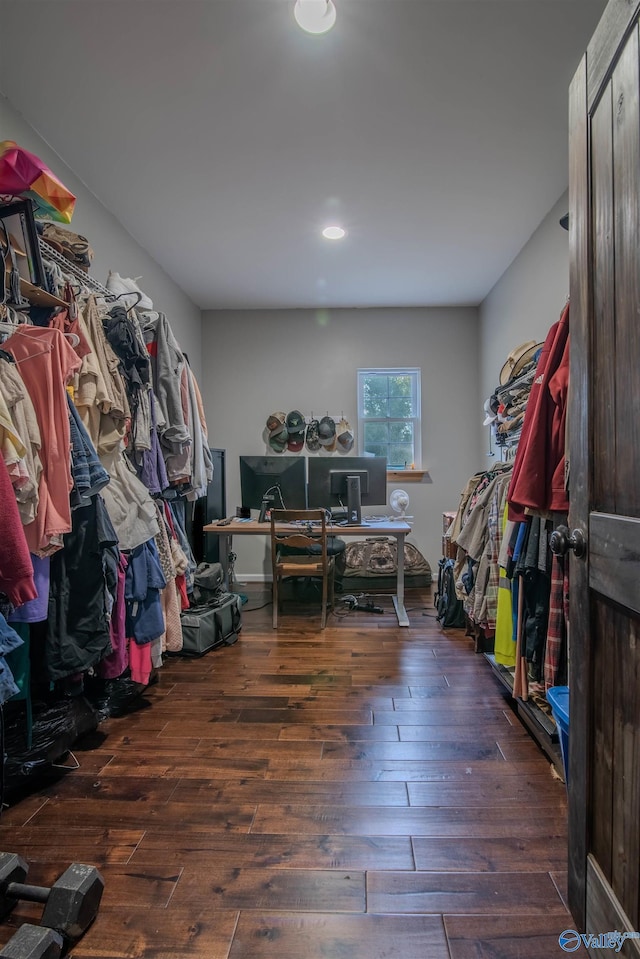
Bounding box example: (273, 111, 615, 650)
(547, 685, 569, 785)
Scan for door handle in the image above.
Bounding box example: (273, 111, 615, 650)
(550, 525, 586, 558)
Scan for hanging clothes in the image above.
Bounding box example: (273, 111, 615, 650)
(46, 494, 118, 681)
(0, 613, 23, 704)
(124, 539, 167, 645)
(184, 363, 213, 499)
(101, 303, 152, 455)
(140, 311, 190, 456)
(128, 390, 169, 495)
(0, 356, 42, 524)
(494, 502, 516, 667)
(508, 302, 570, 519)
(0, 454, 36, 607)
(515, 517, 551, 685)
(0, 386, 27, 485)
(67, 393, 111, 508)
(8, 555, 49, 625)
(99, 552, 129, 681)
(153, 500, 184, 654)
(2, 326, 82, 555)
(73, 294, 129, 453)
(544, 553, 569, 690)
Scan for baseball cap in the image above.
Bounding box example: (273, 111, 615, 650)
(286, 410, 306, 434)
(306, 418, 320, 452)
(336, 417, 354, 451)
(318, 415, 336, 451)
(266, 411, 288, 452)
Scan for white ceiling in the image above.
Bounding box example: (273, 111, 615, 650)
(0, 0, 606, 311)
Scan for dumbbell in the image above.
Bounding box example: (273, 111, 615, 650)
(0, 853, 104, 941)
(0, 923, 63, 959)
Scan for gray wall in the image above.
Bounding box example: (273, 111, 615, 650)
(479, 192, 570, 411)
(201, 306, 481, 579)
(0, 96, 202, 376)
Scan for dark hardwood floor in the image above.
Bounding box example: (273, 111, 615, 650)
(0, 586, 587, 958)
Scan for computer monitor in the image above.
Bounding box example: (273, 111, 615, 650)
(307, 456, 388, 524)
(239, 456, 307, 520)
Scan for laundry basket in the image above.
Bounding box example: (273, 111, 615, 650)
(547, 685, 569, 785)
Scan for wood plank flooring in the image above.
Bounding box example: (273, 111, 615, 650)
(0, 587, 587, 958)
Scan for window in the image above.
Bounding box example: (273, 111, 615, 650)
(357, 368, 421, 468)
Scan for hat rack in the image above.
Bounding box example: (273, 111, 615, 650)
(293, 411, 346, 425)
(265, 410, 354, 453)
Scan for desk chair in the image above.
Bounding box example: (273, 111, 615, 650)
(270, 509, 336, 629)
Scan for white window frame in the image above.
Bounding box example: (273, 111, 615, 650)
(357, 367, 422, 468)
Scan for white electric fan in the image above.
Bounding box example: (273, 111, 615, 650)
(389, 488, 412, 522)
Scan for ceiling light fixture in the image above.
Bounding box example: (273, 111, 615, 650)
(322, 225, 346, 240)
(294, 0, 337, 35)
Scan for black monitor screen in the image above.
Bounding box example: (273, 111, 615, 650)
(240, 456, 307, 512)
(307, 456, 388, 510)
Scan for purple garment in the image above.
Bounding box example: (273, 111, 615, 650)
(8, 555, 50, 624)
(99, 553, 129, 679)
(133, 392, 169, 495)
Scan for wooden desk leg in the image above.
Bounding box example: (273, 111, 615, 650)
(392, 531, 410, 627)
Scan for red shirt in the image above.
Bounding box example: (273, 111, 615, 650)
(507, 301, 570, 518)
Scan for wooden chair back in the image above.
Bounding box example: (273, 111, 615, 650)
(270, 509, 334, 629)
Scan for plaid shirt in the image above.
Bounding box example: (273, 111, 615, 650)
(544, 553, 569, 689)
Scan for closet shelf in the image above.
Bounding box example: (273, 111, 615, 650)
(387, 469, 428, 482)
(4, 270, 68, 309)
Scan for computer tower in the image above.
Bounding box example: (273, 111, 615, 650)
(189, 448, 226, 563)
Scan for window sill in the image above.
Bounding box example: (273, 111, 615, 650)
(387, 469, 428, 482)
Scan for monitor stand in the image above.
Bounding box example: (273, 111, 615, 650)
(259, 494, 274, 523)
(346, 474, 362, 525)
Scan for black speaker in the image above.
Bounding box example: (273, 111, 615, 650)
(189, 449, 226, 562)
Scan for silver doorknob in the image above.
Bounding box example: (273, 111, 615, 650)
(550, 525, 586, 558)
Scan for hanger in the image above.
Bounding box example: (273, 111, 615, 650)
(105, 290, 143, 313)
(0, 318, 78, 348)
(0, 321, 19, 335)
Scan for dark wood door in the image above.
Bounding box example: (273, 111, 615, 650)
(568, 1, 640, 952)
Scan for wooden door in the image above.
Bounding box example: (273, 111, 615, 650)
(568, 1, 640, 952)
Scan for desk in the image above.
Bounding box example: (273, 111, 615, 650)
(203, 519, 413, 627)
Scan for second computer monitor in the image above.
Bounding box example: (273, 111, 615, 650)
(307, 456, 388, 523)
(240, 456, 307, 519)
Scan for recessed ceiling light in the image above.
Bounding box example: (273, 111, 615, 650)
(294, 0, 337, 35)
(322, 226, 346, 240)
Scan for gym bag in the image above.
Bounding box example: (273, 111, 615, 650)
(191, 562, 224, 606)
(434, 557, 466, 628)
(177, 594, 241, 657)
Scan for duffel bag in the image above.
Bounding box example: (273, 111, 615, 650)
(192, 562, 224, 606)
(176, 594, 241, 657)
